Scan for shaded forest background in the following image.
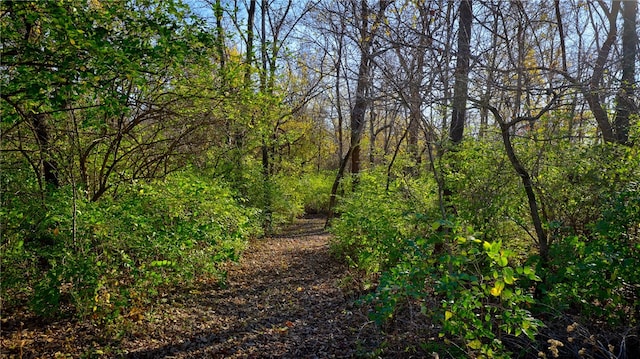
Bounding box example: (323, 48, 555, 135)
(1, 0, 639, 357)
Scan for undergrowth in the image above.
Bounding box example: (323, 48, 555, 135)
(1, 169, 263, 326)
(329, 141, 640, 358)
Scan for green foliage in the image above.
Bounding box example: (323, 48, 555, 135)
(329, 166, 546, 357)
(233, 158, 301, 228)
(533, 142, 640, 237)
(434, 226, 542, 358)
(297, 171, 335, 214)
(360, 218, 542, 358)
(329, 137, 639, 356)
(442, 140, 531, 252)
(266, 170, 335, 225)
(1, 169, 262, 321)
(542, 181, 640, 326)
(1, 0, 218, 201)
(329, 169, 435, 275)
(269, 174, 306, 225)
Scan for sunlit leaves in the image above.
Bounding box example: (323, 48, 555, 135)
(489, 280, 504, 297)
(502, 267, 515, 284)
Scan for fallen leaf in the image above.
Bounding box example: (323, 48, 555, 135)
(285, 320, 294, 328)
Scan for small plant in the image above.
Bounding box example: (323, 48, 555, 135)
(436, 228, 542, 358)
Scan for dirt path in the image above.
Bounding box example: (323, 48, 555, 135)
(0, 216, 436, 358)
(121, 215, 382, 358)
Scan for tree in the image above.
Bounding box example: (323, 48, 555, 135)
(449, 0, 472, 144)
(349, 0, 391, 176)
(383, 0, 439, 168)
(614, 0, 637, 144)
(326, 0, 391, 221)
(550, 0, 636, 144)
(1, 0, 216, 201)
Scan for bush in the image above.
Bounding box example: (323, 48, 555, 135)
(297, 171, 334, 214)
(328, 169, 433, 275)
(543, 181, 640, 327)
(329, 167, 543, 357)
(1, 169, 262, 321)
(442, 140, 528, 248)
(364, 219, 542, 358)
(235, 158, 306, 229)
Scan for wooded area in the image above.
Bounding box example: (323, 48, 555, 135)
(1, 0, 639, 357)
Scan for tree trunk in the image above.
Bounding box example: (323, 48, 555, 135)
(408, 81, 422, 166)
(335, 22, 345, 162)
(614, 0, 637, 144)
(244, 0, 256, 86)
(260, 0, 271, 231)
(482, 101, 553, 266)
(32, 113, 59, 188)
(349, 0, 391, 175)
(327, 0, 390, 221)
(586, 0, 620, 143)
(214, 0, 226, 71)
(349, 6, 371, 176)
(449, 0, 472, 144)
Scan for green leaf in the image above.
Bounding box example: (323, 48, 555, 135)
(497, 255, 508, 267)
(467, 339, 482, 350)
(503, 267, 516, 284)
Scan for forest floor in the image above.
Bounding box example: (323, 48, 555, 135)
(1, 215, 435, 358)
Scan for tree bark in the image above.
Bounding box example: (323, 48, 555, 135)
(614, 0, 637, 144)
(479, 94, 558, 265)
(349, 0, 391, 176)
(244, 0, 257, 86)
(214, 0, 226, 71)
(349, 1, 371, 176)
(586, 0, 620, 143)
(32, 113, 59, 188)
(449, 0, 472, 144)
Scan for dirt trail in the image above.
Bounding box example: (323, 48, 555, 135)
(122, 215, 381, 358)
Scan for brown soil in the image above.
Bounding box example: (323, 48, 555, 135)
(1, 216, 388, 358)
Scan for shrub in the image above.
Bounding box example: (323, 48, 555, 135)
(366, 219, 542, 358)
(543, 181, 640, 327)
(328, 169, 428, 275)
(297, 171, 334, 214)
(329, 166, 542, 357)
(1, 169, 262, 322)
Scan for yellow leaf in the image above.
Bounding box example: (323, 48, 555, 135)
(70, 38, 75, 45)
(445, 310, 453, 321)
(490, 280, 505, 297)
(468, 339, 482, 350)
